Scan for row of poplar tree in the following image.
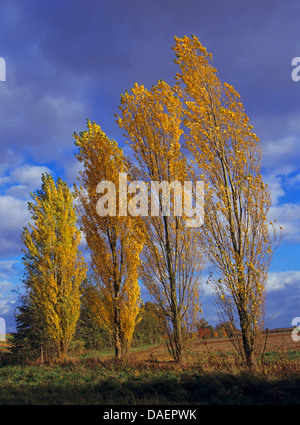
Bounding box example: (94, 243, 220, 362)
(12, 36, 279, 369)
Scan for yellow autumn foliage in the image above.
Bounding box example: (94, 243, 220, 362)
(117, 80, 203, 363)
(74, 121, 145, 359)
(22, 173, 87, 359)
(172, 35, 280, 368)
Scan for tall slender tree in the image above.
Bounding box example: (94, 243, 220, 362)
(117, 80, 203, 362)
(173, 35, 278, 368)
(74, 120, 145, 360)
(20, 173, 87, 360)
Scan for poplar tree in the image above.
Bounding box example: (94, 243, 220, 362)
(74, 121, 145, 360)
(173, 35, 278, 368)
(21, 173, 87, 360)
(117, 81, 203, 363)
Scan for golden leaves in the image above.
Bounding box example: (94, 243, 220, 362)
(117, 80, 186, 184)
(74, 122, 145, 357)
(22, 173, 87, 357)
(172, 36, 278, 356)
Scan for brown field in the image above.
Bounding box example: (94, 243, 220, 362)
(1, 329, 299, 367)
(123, 329, 300, 369)
(1, 329, 299, 357)
(192, 330, 300, 354)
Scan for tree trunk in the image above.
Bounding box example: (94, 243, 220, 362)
(56, 339, 68, 361)
(239, 308, 257, 369)
(173, 309, 182, 363)
(40, 345, 44, 364)
(169, 272, 183, 363)
(163, 215, 183, 363)
(114, 304, 122, 360)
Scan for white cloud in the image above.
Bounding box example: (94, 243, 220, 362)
(262, 139, 300, 192)
(200, 281, 216, 297)
(0, 163, 56, 257)
(268, 203, 300, 243)
(0, 195, 31, 256)
(0, 280, 14, 292)
(257, 112, 300, 188)
(5, 164, 52, 198)
(0, 260, 20, 280)
(263, 136, 299, 171)
(0, 280, 17, 317)
(266, 270, 300, 292)
(10, 164, 51, 187)
(0, 298, 16, 317)
(264, 173, 285, 205)
(0, 195, 30, 229)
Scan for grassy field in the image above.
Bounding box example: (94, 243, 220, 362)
(0, 331, 300, 405)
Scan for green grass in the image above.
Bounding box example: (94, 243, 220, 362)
(263, 350, 300, 362)
(1, 340, 300, 405)
(77, 342, 161, 359)
(0, 355, 300, 405)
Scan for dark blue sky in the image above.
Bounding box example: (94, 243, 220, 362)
(0, 0, 300, 332)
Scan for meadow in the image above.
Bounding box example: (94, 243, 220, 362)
(0, 331, 300, 405)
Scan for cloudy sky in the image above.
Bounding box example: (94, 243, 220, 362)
(0, 0, 300, 332)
